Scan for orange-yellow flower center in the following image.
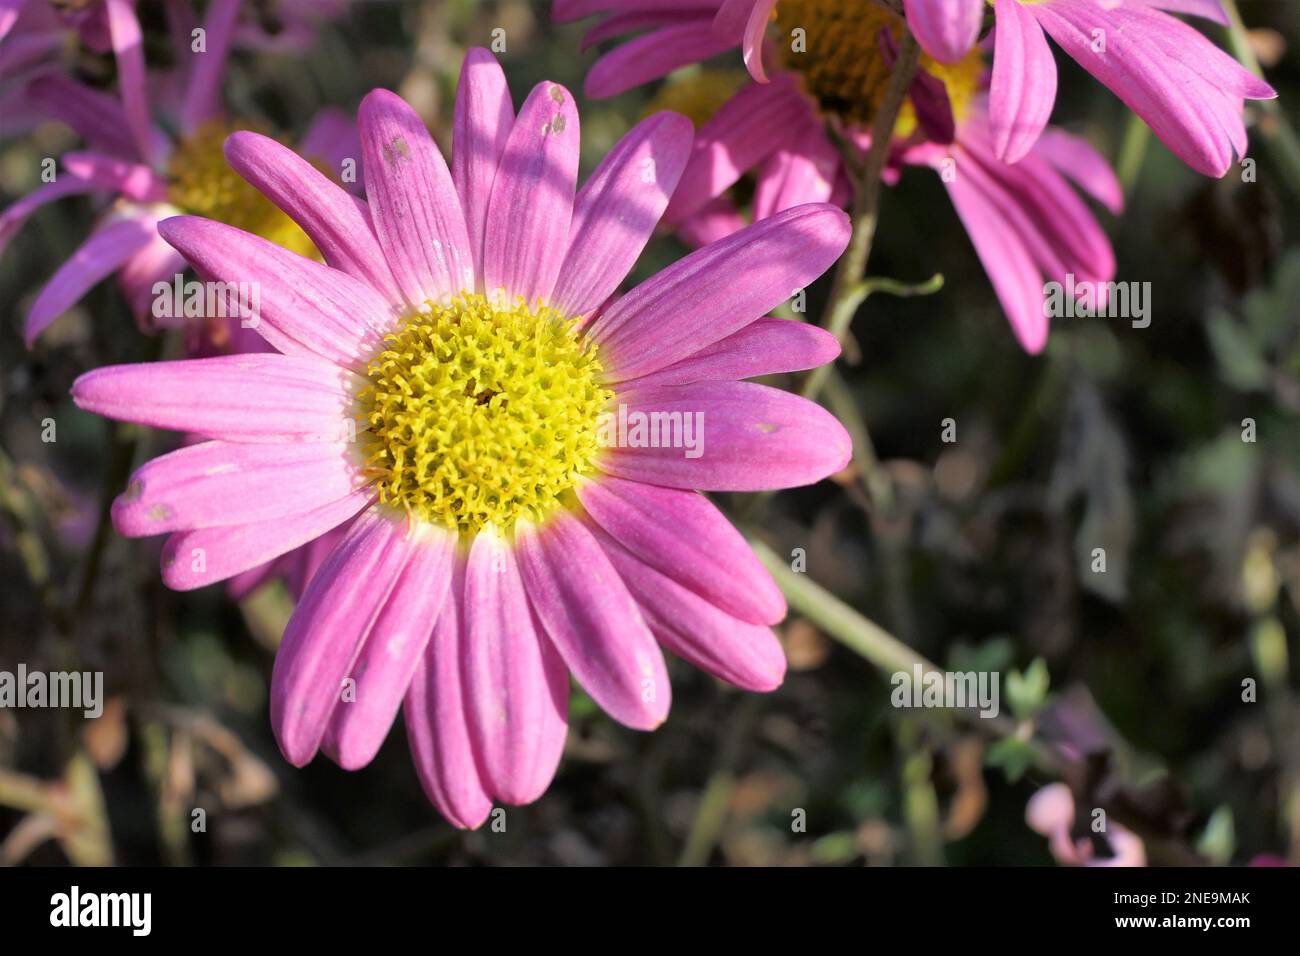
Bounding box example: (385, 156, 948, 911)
(772, 0, 984, 135)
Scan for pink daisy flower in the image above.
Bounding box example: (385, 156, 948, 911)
(70, 49, 853, 827)
(562, 1, 1126, 353)
(0, 0, 358, 344)
(639, 0, 1276, 173)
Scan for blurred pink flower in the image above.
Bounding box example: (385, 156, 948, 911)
(561, 0, 1133, 353)
(0, 0, 358, 344)
(630, 0, 1274, 172)
(1026, 783, 1146, 866)
(70, 50, 853, 827)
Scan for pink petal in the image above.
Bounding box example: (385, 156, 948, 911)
(577, 475, 785, 624)
(224, 131, 404, 307)
(180, 0, 239, 131)
(452, 47, 514, 283)
(551, 111, 694, 320)
(462, 528, 568, 805)
(1130, 0, 1228, 25)
(358, 88, 475, 304)
(615, 318, 840, 389)
(25, 217, 155, 346)
(60, 151, 167, 201)
(271, 508, 413, 766)
(589, 204, 850, 381)
(26, 74, 138, 157)
(71, 354, 363, 442)
(751, 127, 839, 221)
(584, 19, 734, 99)
(112, 440, 364, 536)
(904, 0, 985, 64)
(989, 0, 1058, 163)
(157, 215, 395, 369)
(515, 510, 670, 731)
(593, 525, 787, 691)
(663, 74, 813, 225)
(104, 0, 156, 164)
(117, 229, 186, 320)
(599, 380, 851, 491)
(0, 176, 100, 263)
(322, 524, 456, 770)
(1031, 0, 1271, 177)
(160, 489, 373, 590)
(939, 150, 1049, 353)
(482, 81, 579, 306)
(404, 556, 495, 829)
(1034, 128, 1124, 214)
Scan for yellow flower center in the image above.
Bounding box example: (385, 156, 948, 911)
(358, 294, 613, 535)
(772, 0, 984, 135)
(167, 120, 319, 259)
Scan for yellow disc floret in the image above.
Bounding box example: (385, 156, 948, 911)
(167, 120, 319, 259)
(773, 0, 984, 135)
(358, 294, 613, 535)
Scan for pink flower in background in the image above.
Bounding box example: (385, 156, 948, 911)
(1026, 783, 1146, 866)
(899, 100, 1123, 353)
(661, 0, 1276, 173)
(987, 0, 1274, 170)
(0, 0, 358, 344)
(71, 50, 852, 827)
(561, 0, 1124, 354)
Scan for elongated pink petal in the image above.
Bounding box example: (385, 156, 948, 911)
(160, 489, 372, 590)
(1034, 129, 1124, 214)
(1031, 0, 1272, 177)
(663, 74, 813, 224)
(60, 151, 167, 201)
(463, 528, 568, 804)
(589, 204, 849, 381)
(904, 0, 984, 65)
(27, 74, 139, 157)
(940, 149, 1048, 353)
(0, 0, 23, 42)
(551, 112, 693, 319)
(516, 510, 669, 730)
(452, 47, 514, 283)
(616, 318, 840, 389)
(118, 229, 186, 320)
(593, 525, 786, 691)
(271, 508, 411, 766)
(323, 524, 456, 770)
(577, 475, 784, 624)
(584, 19, 733, 98)
(224, 131, 404, 307)
(25, 217, 154, 346)
(0, 176, 99, 263)
(482, 81, 579, 306)
(157, 215, 395, 368)
(1132, 0, 1228, 25)
(990, 0, 1057, 163)
(112, 440, 364, 536)
(404, 557, 495, 829)
(359, 88, 475, 304)
(180, 0, 239, 131)
(71, 354, 363, 442)
(751, 128, 839, 221)
(599, 380, 851, 491)
(105, 0, 155, 164)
